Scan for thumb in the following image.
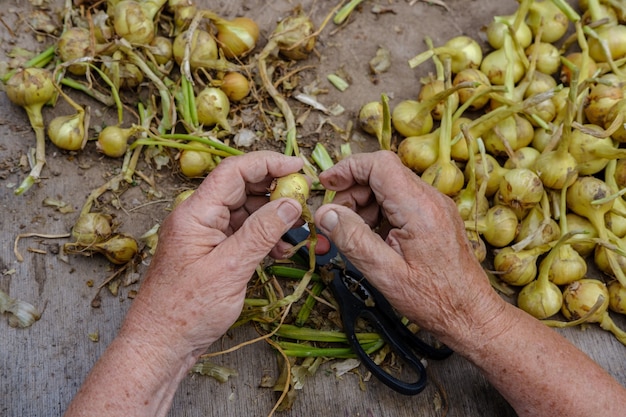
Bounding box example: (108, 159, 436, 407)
(218, 198, 302, 271)
(315, 204, 401, 279)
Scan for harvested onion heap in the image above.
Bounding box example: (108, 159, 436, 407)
(355, 0, 626, 345)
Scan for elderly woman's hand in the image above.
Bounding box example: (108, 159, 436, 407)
(313, 151, 503, 346)
(122, 151, 304, 356)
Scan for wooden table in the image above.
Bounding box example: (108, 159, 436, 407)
(2, 0, 625, 416)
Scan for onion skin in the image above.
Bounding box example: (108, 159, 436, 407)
(94, 233, 139, 265)
(397, 133, 438, 174)
(97, 126, 135, 158)
(269, 173, 310, 209)
(71, 212, 113, 245)
(517, 279, 563, 319)
(215, 17, 259, 59)
(57, 27, 91, 76)
(196, 87, 231, 131)
(273, 14, 316, 61)
(173, 29, 218, 71)
(359, 101, 384, 139)
(219, 72, 250, 102)
(561, 279, 609, 323)
(113, 0, 155, 45)
(179, 147, 216, 178)
(608, 280, 626, 315)
(47, 112, 86, 151)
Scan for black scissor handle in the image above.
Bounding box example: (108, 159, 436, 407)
(329, 274, 428, 395)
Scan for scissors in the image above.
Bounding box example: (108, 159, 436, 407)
(281, 226, 453, 395)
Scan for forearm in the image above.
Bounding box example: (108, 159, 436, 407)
(456, 301, 626, 417)
(64, 325, 197, 417)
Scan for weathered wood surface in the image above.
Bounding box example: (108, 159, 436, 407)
(2, 1, 625, 416)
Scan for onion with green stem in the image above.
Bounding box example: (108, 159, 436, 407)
(397, 131, 439, 174)
(512, 192, 560, 251)
(454, 125, 489, 221)
(541, 186, 588, 286)
(97, 125, 141, 158)
(517, 232, 582, 319)
(47, 84, 89, 152)
(112, 0, 168, 45)
(526, 0, 570, 43)
(494, 242, 553, 287)
(607, 279, 626, 315)
(5, 67, 56, 195)
(195, 87, 231, 132)
(420, 59, 465, 196)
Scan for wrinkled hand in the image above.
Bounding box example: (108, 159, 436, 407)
(122, 151, 304, 357)
(314, 151, 503, 345)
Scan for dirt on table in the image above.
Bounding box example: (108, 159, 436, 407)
(2, 1, 626, 417)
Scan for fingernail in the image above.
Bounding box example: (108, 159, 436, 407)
(320, 209, 339, 232)
(277, 200, 301, 224)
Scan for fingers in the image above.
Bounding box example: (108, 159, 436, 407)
(315, 204, 404, 292)
(213, 198, 303, 275)
(182, 152, 303, 231)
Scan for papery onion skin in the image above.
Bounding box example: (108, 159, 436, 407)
(94, 233, 139, 265)
(47, 112, 85, 151)
(561, 278, 609, 323)
(57, 27, 91, 76)
(517, 279, 563, 319)
(608, 280, 626, 315)
(179, 147, 216, 178)
(97, 126, 135, 158)
(269, 173, 310, 208)
(215, 17, 259, 59)
(71, 212, 114, 245)
(219, 72, 250, 102)
(113, 0, 155, 45)
(196, 87, 231, 131)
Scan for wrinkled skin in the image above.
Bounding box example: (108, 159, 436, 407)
(64, 151, 626, 417)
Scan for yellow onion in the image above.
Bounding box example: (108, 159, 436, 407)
(57, 27, 91, 76)
(196, 87, 231, 131)
(526, 0, 569, 43)
(149, 36, 173, 66)
(97, 125, 138, 158)
(566, 213, 598, 256)
(588, 24, 626, 62)
(273, 13, 316, 61)
(48, 110, 86, 151)
(466, 230, 487, 262)
(359, 101, 383, 139)
(213, 16, 259, 59)
(409, 35, 483, 74)
(113, 0, 156, 44)
(513, 205, 561, 250)
(482, 114, 534, 157)
(6, 67, 56, 195)
(608, 280, 626, 315)
(525, 42, 561, 75)
(605, 99, 626, 142)
(480, 47, 525, 86)
(464, 204, 519, 248)
(498, 168, 544, 212)
(93, 233, 139, 264)
(615, 158, 626, 188)
(179, 145, 216, 178)
(486, 14, 533, 50)
(269, 173, 310, 208)
(71, 212, 114, 245)
(569, 124, 626, 175)
(467, 153, 509, 197)
(418, 78, 459, 121)
(219, 72, 250, 102)
(494, 244, 552, 286)
(173, 29, 218, 71)
(102, 51, 144, 90)
(584, 74, 624, 127)
(173, 4, 197, 34)
(452, 68, 492, 111)
(397, 133, 438, 174)
(543, 243, 588, 285)
(560, 53, 597, 85)
(503, 147, 541, 170)
(420, 159, 465, 197)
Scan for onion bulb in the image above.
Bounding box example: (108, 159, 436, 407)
(566, 213, 598, 256)
(485, 14, 533, 50)
(452, 68, 492, 111)
(480, 47, 525, 86)
(464, 204, 519, 248)
(526, 0, 569, 43)
(93, 233, 139, 265)
(6, 67, 56, 194)
(57, 27, 91, 76)
(272, 13, 316, 61)
(269, 173, 310, 210)
(71, 212, 114, 245)
(113, 0, 156, 45)
(97, 125, 138, 158)
(47, 110, 86, 151)
(196, 87, 231, 131)
(498, 168, 544, 212)
(212, 16, 259, 59)
(397, 132, 438, 174)
(173, 29, 218, 71)
(179, 145, 216, 178)
(588, 24, 626, 62)
(219, 72, 250, 102)
(494, 244, 552, 286)
(513, 205, 560, 250)
(584, 74, 624, 127)
(409, 35, 483, 74)
(608, 280, 626, 315)
(561, 279, 609, 323)
(359, 101, 383, 139)
(525, 42, 561, 75)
